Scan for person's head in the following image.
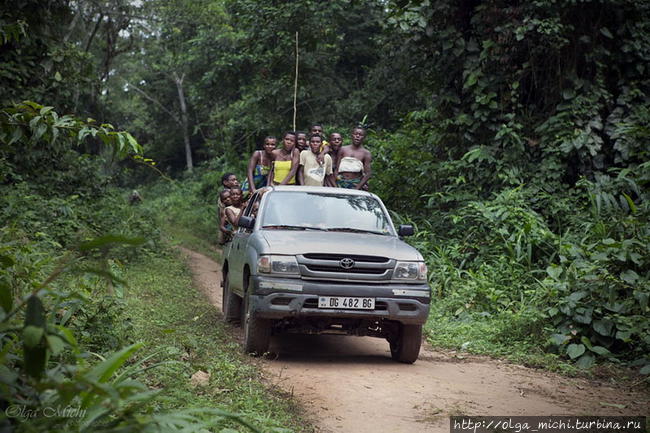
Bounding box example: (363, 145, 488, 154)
(309, 134, 323, 154)
(219, 189, 232, 206)
(329, 132, 342, 151)
(351, 126, 366, 147)
(263, 136, 277, 154)
(296, 132, 308, 151)
(222, 173, 239, 189)
(310, 124, 324, 138)
(229, 187, 243, 205)
(282, 131, 296, 152)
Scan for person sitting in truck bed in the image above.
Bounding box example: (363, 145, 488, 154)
(218, 173, 240, 243)
(225, 187, 246, 229)
(219, 189, 234, 244)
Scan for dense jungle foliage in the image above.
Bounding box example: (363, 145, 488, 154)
(1, 0, 649, 431)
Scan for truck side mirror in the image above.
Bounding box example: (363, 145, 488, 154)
(398, 224, 414, 237)
(239, 215, 255, 230)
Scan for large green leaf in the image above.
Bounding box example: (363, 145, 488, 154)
(546, 265, 563, 280)
(549, 334, 569, 345)
(46, 335, 65, 356)
(575, 353, 595, 369)
(620, 270, 639, 284)
(567, 343, 585, 359)
(84, 342, 144, 383)
(589, 345, 611, 356)
(23, 325, 44, 348)
(593, 319, 614, 336)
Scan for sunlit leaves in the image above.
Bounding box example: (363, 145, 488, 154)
(0, 101, 143, 157)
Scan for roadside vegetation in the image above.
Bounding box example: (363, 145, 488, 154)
(0, 116, 307, 431)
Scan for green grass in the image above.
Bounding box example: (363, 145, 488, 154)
(122, 248, 309, 432)
(161, 222, 222, 262)
(424, 303, 579, 375)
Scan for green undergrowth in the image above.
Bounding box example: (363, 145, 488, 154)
(141, 162, 240, 261)
(122, 248, 307, 433)
(424, 304, 577, 375)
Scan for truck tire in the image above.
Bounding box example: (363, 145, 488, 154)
(222, 274, 241, 324)
(389, 324, 422, 364)
(242, 294, 271, 356)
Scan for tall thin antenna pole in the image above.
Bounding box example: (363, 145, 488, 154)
(293, 31, 299, 131)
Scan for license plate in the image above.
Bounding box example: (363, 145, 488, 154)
(318, 296, 375, 310)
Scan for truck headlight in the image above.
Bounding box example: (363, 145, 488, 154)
(393, 261, 427, 281)
(258, 255, 300, 276)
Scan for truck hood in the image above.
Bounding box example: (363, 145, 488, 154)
(259, 230, 423, 261)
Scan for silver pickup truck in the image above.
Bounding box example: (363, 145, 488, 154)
(221, 186, 430, 363)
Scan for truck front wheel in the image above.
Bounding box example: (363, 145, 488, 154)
(222, 274, 241, 323)
(242, 294, 271, 356)
(389, 324, 422, 364)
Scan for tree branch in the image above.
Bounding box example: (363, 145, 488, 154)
(85, 12, 104, 52)
(123, 79, 182, 126)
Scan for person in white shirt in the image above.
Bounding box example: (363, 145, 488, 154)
(298, 134, 335, 187)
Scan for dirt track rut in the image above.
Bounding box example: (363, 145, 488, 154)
(180, 247, 649, 433)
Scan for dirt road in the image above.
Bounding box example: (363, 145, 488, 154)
(180, 248, 649, 433)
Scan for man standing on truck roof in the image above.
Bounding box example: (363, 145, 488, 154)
(335, 126, 371, 190)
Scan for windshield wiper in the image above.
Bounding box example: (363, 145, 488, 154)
(262, 225, 325, 231)
(325, 227, 387, 235)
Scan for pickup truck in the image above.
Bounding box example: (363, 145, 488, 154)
(221, 186, 431, 363)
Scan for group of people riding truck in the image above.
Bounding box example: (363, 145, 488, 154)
(218, 124, 372, 243)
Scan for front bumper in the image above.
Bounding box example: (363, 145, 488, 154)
(250, 275, 431, 325)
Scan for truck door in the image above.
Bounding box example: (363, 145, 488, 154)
(228, 192, 259, 294)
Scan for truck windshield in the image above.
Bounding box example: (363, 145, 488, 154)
(260, 192, 393, 235)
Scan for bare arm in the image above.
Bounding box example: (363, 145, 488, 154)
(297, 164, 305, 185)
(333, 147, 348, 179)
(324, 155, 335, 187)
(219, 207, 231, 234)
(267, 155, 275, 186)
(317, 144, 330, 165)
(247, 151, 260, 193)
(357, 151, 372, 190)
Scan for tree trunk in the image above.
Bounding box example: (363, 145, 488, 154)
(174, 72, 193, 172)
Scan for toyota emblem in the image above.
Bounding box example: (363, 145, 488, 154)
(339, 258, 355, 269)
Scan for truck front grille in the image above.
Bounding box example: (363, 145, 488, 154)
(297, 254, 395, 281)
(303, 253, 390, 263)
(305, 264, 386, 274)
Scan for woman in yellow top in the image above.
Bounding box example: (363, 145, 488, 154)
(268, 131, 299, 185)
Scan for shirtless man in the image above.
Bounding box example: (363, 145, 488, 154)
(335, 126, 371, 190)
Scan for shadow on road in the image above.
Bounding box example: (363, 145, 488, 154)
(267, 334, 399, 365)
